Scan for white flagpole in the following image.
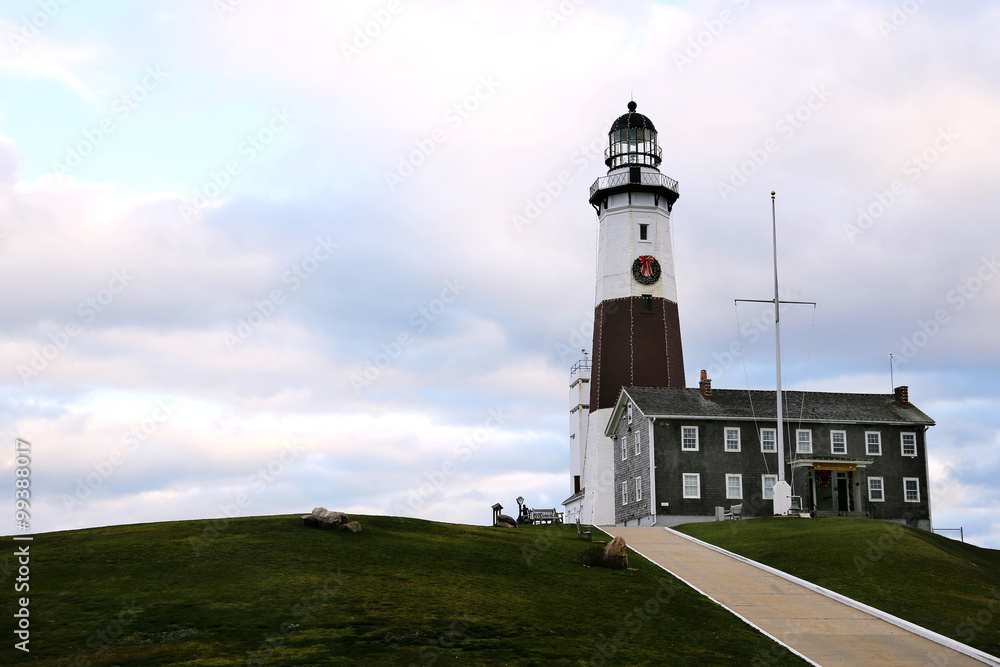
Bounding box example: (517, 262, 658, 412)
(772, 191, 785, 484)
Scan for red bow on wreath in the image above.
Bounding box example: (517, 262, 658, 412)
(638, 255, 655, 277)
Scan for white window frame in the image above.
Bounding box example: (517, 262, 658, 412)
(724, 427, 741, 452)
(621, 435, 627, 461)
(627, 402, 633, 425)
(634, 431, 641, 456)
(622, 480, 629, 505)
(681, 426, 699, 451)
(796, 429, 812, 454)
(866, 431, 882, 456)
(901, 432, 917, 457)
(762, 474, 777, 500)
(830, 430, 847, 455)
(726, 474, 743, 500)
(635, 476, 642, 502)
(903, 477, 920, 502)
(760, 428, 776, 453)
(868, 476, 884, 502)
(683, 473, 701, 499)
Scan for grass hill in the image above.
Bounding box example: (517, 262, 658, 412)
(4, 515, 809, 666)
(677, 517, 1000, 659)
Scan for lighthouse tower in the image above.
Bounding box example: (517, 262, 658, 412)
(565, 102, 686, 525)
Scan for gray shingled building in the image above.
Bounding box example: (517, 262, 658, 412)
(607, 379, 934, 529)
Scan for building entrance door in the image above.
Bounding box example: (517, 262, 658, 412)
(836, 475, 849, 512)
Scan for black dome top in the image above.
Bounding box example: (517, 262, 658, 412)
(610, 101, 656, 133)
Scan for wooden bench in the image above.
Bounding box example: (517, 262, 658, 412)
(576, 519, 592, 541)
(723, 503, 743, 520)
(529, 508, 563, 525)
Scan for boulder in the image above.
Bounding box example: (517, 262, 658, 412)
(309, 507, 349, 529)
(496, 514, 517, 528)
(301, 514, 318, 527)
(603, 536, 628, 570)
(338, 521, 362, 533)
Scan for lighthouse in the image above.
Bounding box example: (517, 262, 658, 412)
(564, 102, 686, 525)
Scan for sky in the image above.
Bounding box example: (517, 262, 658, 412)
(1, 0, 998, 548)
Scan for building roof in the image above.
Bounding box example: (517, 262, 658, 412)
(609, 386, 934, 434)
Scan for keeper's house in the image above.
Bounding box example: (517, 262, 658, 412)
(609, 378, 935, 529)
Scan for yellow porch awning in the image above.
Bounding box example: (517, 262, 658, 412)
(813, 463, 857, 471)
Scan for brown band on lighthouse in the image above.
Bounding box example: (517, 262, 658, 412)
(589, 296, 685, 411)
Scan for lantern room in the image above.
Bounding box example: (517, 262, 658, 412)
(605, 101, 663, 170)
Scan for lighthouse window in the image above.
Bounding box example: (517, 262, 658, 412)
(639, 224, 648, 240)
(641, 294, 652, 312)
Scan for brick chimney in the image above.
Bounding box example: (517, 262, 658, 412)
(894, 385, 909, 406)
(699, 369, 712, 401)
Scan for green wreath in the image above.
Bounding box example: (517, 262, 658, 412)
(632, 256, 661, 285)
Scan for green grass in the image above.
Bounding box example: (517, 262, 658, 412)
(2, 515, 809, 666)
(676, 517, 1000, 658)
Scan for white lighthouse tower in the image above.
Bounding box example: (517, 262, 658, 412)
(564, 102, 686, 526)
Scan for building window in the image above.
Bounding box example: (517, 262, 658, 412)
(726, 474, 743, 500)
(639, 223, 649, 240)
(622, 481, 629, 505)
(682, 426, 699, 451)
(866, 432, 882, 456)
(760, 428, 776, 453)
(634, 431, 641, 455)
(641, 294, 652, 312)
(627, 402, 633, 424)
(903, 477, 920, 502)
(621, 435, 627, 461)
(901, 433, 917, 457)
(725, 428, 741, 452)
(683, 473, 701, 499)
(635, 476, 642, 502)
(868, 477, 884, 502)
(762, 474, 777, 500)
(831, 430, 847, 454)
(796, 429, 812, 454)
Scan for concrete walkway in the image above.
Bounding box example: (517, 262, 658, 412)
(603, 526, 996, 667)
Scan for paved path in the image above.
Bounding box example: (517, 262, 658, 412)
(603, 526, 994, 667)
